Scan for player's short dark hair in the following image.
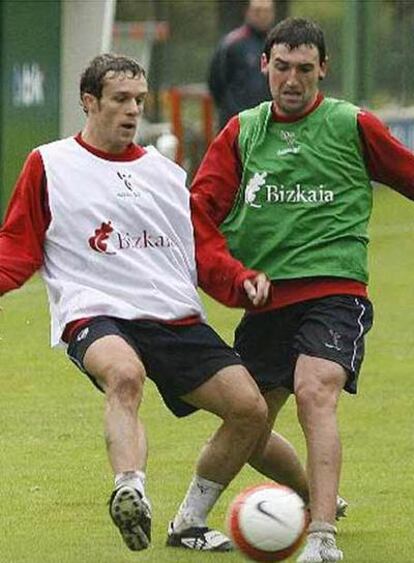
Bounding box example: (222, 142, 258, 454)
(263, 17, 326, 63)
(80, 53, 146, 101)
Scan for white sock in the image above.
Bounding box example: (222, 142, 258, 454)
(172, 475, 225, 532)
(115, 470, 146, 500)
(309, 521, 337, 534)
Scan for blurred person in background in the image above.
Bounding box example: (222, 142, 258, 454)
(208, 0, 275, 130)
(191, 16, 414, 563)
(0, 53, 271, 553)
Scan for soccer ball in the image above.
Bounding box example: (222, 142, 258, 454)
(226, 482, 308, 562)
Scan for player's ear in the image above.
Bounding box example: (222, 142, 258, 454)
(261, 53, 269, 75)
(81, 92, 98, 114)
(319, 57, 328, 81)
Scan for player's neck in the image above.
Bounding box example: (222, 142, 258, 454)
(81, 128, 127, 155)
(272, 92, 323, 123)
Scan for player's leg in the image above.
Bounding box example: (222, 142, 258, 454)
(67, 319, 151, 551)
(234, 310, 309, 503)
(168, 363, 267, 551)
(294, 295, 373, 563)
(248, 387, 309, 503)
(295, 354, 345, 563)
(247, 388, 345, 518)
(295, 355, 346, 523)
(185, 364, 267, 483)
(82, 334, 147, 473)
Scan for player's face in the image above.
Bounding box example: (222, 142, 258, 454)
(85, 71, 148, 153)
(261, 43, 326, 117)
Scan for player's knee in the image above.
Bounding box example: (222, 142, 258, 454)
(230, 390, 268, 433)
(295, 358, 346, 414)
(107, 361, 145, 403)
(295, 378, 337, 414)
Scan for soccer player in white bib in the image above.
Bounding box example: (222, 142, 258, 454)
(0, 54, 273, 552)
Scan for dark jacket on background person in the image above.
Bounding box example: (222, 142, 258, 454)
(208, 23, 271, 129)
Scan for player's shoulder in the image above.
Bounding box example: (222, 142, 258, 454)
(321, 97, 361, 128)
(323, 97, 360, 116)
(145, 145, 187, 183)
(239, 102, 272, 125)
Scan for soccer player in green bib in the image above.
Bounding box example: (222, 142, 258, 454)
(192, 17, 414, 563)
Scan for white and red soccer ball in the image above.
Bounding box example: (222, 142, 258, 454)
(227, 483, 309, 562)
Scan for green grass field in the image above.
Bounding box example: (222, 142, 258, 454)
(1, 186, 413, 562)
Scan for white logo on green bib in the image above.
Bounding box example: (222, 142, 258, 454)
(245, 172, 267, 208)
(245, 172, 334, 207)
(277, 130, 301, 156)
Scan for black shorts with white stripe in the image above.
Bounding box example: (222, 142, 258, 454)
(234, 294, 374, 394)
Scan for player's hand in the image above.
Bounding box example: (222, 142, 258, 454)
(243, 273, 270, 307)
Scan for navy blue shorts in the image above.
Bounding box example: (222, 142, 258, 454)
(234, 295, 374, 394)
(67, 316, 243, 417)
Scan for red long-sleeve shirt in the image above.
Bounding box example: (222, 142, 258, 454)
(191, 95, 414, 310)
(0, 150, 50, 294)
